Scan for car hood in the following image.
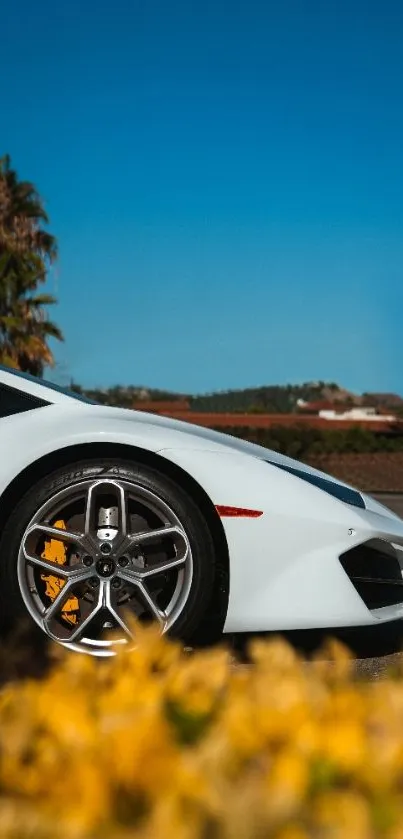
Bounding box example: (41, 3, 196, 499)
(83, 404, 332, 473)
(80, 404, 376, 494)
(119, 406, 352, 478)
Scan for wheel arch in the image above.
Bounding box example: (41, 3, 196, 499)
(0, 442, 229, 642)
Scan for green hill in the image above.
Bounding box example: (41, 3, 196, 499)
(71, 380, 403, 413)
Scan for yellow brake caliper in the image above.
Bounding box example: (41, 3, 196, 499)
(40, 519, 80, 627)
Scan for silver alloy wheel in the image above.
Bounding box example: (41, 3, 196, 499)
(17, 478, 193, 656)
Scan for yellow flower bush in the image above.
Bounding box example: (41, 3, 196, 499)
(0, 625, 403, 838)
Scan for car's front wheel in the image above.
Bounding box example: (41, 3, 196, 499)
(0, 459, 217, 656)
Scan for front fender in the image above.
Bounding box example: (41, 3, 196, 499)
(159, 448, 403, 632)
(0, 404, 229, 497)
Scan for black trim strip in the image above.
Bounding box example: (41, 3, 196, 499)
(0, 383, 49, 418)
(266, 460, 366, 509)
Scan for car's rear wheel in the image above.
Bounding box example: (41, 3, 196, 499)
(0, 460, 217, 656)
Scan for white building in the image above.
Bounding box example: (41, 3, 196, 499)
(319, 407, 397, 422)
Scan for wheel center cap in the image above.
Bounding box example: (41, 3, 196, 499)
(96, 558, 116, 578)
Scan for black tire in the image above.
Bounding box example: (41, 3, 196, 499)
(0, 459, 217, 653)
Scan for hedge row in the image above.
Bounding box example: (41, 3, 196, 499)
(212, 424, 403, 457)
(1, 624, 403, 838)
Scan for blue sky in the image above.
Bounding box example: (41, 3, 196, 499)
(1, 0, 402, 394)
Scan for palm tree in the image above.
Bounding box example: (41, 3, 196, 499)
(0, 154, 63, 375)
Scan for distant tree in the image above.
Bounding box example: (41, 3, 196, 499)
(0, 154, 63, 375)
(209, 424, 403, 457)
(69, 381, 83, 395)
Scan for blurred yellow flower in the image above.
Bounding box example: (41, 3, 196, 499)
(0, 621, 401, 838)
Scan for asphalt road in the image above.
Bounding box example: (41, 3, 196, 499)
(372, 493, 403, 518)
(229, 620, 403, 680)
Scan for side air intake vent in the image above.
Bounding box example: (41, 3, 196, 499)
(339, 540, 403, 609)
(266, 461, 365, 509)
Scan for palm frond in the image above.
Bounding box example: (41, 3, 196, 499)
(0, 153, 62, 375)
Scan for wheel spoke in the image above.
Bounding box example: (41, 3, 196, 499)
(42, 568, 95, 626)
(63, 567, 93, 581)
(84, 480, 127, 538)
(23, 549, 91, 581)
(25, 524, 83, 546)
(68, 581, 107, 643)
(136, 581, 166, 625)
(121, 554, 187, 580)
(24, 553, 71, 576)
(138, 583, 166, 624)
(116, 571, 165, 624)
(22, 524, 85, 575)
(104, 585, 134, 639)
(126, 525, 184, 547)
(120, 525, 188, 579)
(117, 567, 141, 585)
(43, 580, 73, 624)
(107, 607, 133, 639)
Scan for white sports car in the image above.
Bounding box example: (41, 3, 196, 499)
(1, 364, 403, 657)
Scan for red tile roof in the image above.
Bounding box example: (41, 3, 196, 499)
(153, 410, 401, 433)
(133, 400, 190, 413)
